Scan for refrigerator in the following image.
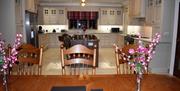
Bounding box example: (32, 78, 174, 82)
(25, 11, 38, 47)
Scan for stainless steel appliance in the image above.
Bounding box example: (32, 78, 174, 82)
(25, 11, 38, 47)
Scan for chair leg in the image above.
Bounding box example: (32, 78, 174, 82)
(117, 67, 120, 74)
(92, 68, 95, 75)
(62, 68, 65, 75)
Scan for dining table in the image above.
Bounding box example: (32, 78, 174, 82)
(0, 74, 180, 91)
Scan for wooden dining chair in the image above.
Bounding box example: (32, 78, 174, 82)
(114, 44, 138, 74)
(60, 44, 96, 75)
(11, 44, 43, 75)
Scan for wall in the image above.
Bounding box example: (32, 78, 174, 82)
(170, 0, 180, 75)
(0, 0, 16, 45)
(67, 6, 100, 11)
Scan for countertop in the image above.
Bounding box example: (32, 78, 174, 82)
(39, 30, 123, 34)
(39, 31, 152, 42)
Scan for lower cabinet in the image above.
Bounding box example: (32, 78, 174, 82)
(38, 33, 125, 49)
(48, 33, 62, 48)
(38, 34, 49, 50)
(95, 34, 124, 48)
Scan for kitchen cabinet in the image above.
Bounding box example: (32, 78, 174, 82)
(15, 0, 23, 24)
(145, 0, 173, 42)
(100, 8, 123, 25)
(48, 33, 60, 48)
(15, 0, 24, 34)
(145, 0, 162, 25)
(42, 7, 67, 25)
(95, 34, 118, 48)
(25, 0, 38, 13)
(153, 0, 162, 25)
(38, 34, 49, 50)
(117, 35, 124, 47)
(129, 0, 146, 18)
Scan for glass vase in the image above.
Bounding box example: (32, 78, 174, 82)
(3, 70, 8, 91)
(136, 72, 142, 91)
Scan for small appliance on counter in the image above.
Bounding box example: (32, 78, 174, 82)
(61, 29, 67, 33)
(111, 28, 120, 33)
(52, 29, 56, 33)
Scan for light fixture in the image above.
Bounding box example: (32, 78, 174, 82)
(81, 2, 86, 6)
(81, 0, 86, 6)
(81, 0, 85, 2)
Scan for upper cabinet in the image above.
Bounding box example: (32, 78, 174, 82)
(39, 7, 67, 25)
(145, 0, 162, 25)
(15, 0, 23, 24)
(15, 0, 23, 34)
(129, 0, 146, 18)
(145, 0, 174, 42)
(100, 8, 123, 25)
(25, 0, 38, 13)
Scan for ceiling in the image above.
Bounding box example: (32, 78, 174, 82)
(39, 0, 128, 6)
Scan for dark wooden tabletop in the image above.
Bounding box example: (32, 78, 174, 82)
(0, 74, 180, 91)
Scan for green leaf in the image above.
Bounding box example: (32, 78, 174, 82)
(136, 63, 142, 73)
(0, 59, 3, 65)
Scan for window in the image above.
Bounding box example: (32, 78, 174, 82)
(68, 11, 98, 30)
(68, 19, 97, 29)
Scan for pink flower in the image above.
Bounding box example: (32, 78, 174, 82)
(129, 49, 135, 54)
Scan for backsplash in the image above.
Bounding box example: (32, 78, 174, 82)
(37, 25, 152, 38)
(127, 25, 152, 38)
(37, 25, 68, 33)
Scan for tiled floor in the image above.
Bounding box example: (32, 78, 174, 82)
(42, 48, 117, 75)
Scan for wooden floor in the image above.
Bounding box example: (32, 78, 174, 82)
(0, 74, 180, 91)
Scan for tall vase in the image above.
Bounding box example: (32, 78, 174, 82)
(3, 70, 8, 91)
(136, 72, 142, 91)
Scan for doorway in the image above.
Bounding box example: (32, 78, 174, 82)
(174, 2, 180, 78)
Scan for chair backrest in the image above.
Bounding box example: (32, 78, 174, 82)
(11, 44, 43, 75)
(114, 44, 138, 74)
(60, 44, 96, 75)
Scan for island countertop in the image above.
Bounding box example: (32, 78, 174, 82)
(38, 31, 155, 50)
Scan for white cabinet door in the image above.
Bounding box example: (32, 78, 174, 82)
(42, 7, 66, 25)
(49, 8, 58, 25)
(129, 0, 145, 18)
(15, 0, 22, 24)
(154, 0, 162, 25)
(58, 8, 66, 25)
(38, 7, 43, 25)
(25, 0, 37, 13)
(100, 8, 123, 25)
(100, 9, 109, 25)
(115, 9, 123, 25)
(43, 8, 50, 25)
(146, 0, 153, 25)
(109, 9, 116, 25)
(146, 0, 162, 25)
(15, 0, 24, 34)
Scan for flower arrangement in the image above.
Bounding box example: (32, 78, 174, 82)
(119, 33, 160, 74)
(116, 33, 160, 91)
(0, 33, 22, 89)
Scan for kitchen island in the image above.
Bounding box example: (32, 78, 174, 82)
(38, 31, 172, 74)
(38, 32, 126, 49)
